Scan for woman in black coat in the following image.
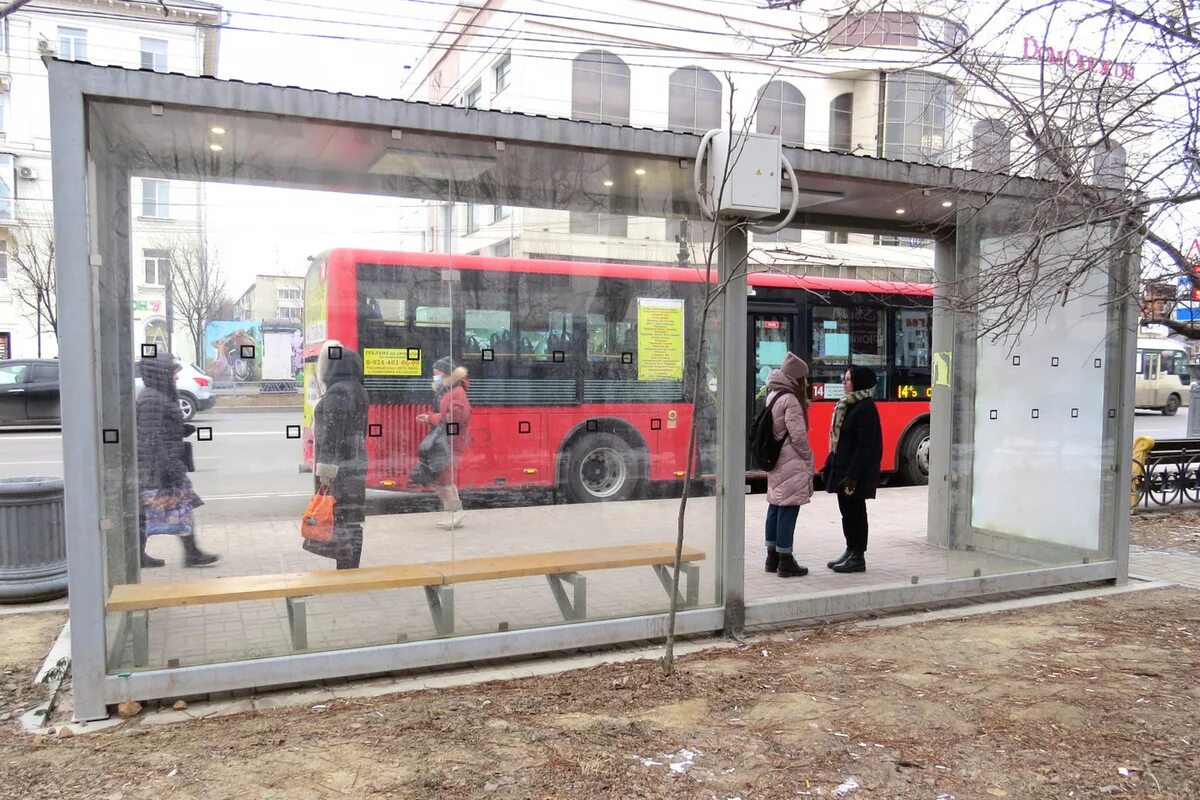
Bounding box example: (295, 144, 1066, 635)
(304, 344, 368, 570)
(823, 365, 883, 574)
(137, 354, 218, 568)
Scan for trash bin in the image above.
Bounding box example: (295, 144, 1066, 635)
(1190, 383, 1200, 439)
(0, 477, 68, 603)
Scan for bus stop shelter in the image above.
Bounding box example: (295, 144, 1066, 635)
(47, 59, 1137, 721)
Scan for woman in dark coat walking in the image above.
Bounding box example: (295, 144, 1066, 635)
(137, 354, 218, 568)
(305, 343, 369, 570)
(823, 366, 883, 574)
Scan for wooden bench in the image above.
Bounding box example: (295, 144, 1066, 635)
(107, 542, 706, 665)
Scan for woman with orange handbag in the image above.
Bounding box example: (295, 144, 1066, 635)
(303, 342, 368, 570)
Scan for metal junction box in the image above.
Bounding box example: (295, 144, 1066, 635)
(705, 131, 783, 219)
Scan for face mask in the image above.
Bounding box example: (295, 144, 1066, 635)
(433, 375, 444, 385)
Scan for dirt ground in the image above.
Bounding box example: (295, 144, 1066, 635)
(1, 589, 1199, 799)
(1131, 509, 1200, 553)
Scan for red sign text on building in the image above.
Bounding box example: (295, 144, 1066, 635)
(1022, 37, 1136, 81)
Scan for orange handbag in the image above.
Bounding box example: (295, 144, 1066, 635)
(301, 486, 336, 542)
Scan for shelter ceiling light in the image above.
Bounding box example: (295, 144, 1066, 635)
(603, 180, 614, 187)
(941, 200, 954, 207)
(209, 143, 223, 152)
(895, 208, 906, 214)
(634, 168, 646, 176)
(210, 126, 226, 135)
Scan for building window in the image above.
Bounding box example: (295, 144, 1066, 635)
(141, 179, 170, 218)
(491, 239, 512, 258)
(829, 92, 853, 153)
(0, 241, 8, 282)
(58, 27, 87, 61)
(278, 306, 302, 321)
(0, 93, 8, 134)
(140, 38, 168, 72)
(0, 154, 14, 222)
(463, 81, 482, 109)
(277, 287, 302, 302)
(668, 66, 722, 133)
(143, 249, 171, 286)
(880, 71, 954, 164)
(826, 231, 849, 244)
(1093, 142, 1127, 189)
(970, 118, 1011, 173)
(571, 49, 631, 125)
(756, 81, 806, 147)
(493, 204, 511, 223)
(569, 212, 627, 237)
(0, 20, 8, 55)
(494, 53, 511, 93)
(828, 12, 965, 48)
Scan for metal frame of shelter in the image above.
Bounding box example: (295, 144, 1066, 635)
(47, 60, 1136, 722)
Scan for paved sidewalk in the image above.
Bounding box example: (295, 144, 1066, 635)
(1130, 547, 1200, 589)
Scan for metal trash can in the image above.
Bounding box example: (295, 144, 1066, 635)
(0, 477, 67, 603)
(1190, 382, 1200, 439)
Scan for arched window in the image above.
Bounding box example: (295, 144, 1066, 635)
(571, 50, 631, 124)
(829, 92, 854, 153)
(880, 71, 954, 163)
(756, 81, 806, 146)
(668, 66, 722, 133)
(970, 119, 1011, 173)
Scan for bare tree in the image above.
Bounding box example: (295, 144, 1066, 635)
(8, 223, 57, 357)
(159, 233, 226, 365)
(760, 2, 1199, 341)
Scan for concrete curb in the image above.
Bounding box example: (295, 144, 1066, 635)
(206, 405, 303, 414)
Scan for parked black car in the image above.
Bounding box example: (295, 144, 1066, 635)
(0, 359, 61, 427)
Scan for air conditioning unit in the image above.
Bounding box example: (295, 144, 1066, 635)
(18, 167, 38, 181)
(36, 38, 51, 54)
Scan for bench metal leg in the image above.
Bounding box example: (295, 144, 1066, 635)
(546, 572, 587, 621)
(286, 597, 308, 650)
(130, 611, 149, 667)
(652, 562, 701, 609)
(424, 585, 455, 636)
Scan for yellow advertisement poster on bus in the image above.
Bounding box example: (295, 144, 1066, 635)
(363, 347, 424, 377)
(637, 298, 685, 381)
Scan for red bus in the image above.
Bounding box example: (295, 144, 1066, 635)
(302, 249, 933, 501)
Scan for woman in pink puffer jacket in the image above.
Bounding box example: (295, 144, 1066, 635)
(764, 352, 815, 578)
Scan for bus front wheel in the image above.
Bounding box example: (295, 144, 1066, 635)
(1163, 394, 1180, 416)
(900, 423, 931, 486)
(565, 433, 640, 503)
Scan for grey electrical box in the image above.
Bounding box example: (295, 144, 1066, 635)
(705, 131, 782, 218)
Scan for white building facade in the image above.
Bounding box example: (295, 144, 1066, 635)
(0, 0, 221, 360)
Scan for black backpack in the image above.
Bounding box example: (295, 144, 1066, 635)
(750, 392, 789, 471)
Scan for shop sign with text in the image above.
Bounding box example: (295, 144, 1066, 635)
(1022, 37, 1136, 81)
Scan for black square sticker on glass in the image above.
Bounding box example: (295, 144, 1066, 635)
(1031, 409, 1039, 419)
(1051, 357, 1060, 367)
(989, 410, 998, 420)
(1071, 408, 1079, 418)
(446, 422, 460, 436)
(481, 348, 494, 362)
(1094, 358, 1102, 368)
(1108, 408, 1116, 418)
(141, 343, 157, 359)
(329, 346, 343, 361)
(368, 423, 383, 438)
(240, 344, 256, 360)
(102, 429, 119, 444)
(552, 350, 565, 363)
(1012, 355, 1021, 366)
(586, 420, 598, 432)
(406, 348, 421, 362)
(518, 421, 531, 434)
(621, 352, 633, 365)
(286, 425, 301, 439)
(196, 427, 213, 441)
(651, 418, 662, 431)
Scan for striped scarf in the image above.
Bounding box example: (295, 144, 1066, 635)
(829, 388, 875, 453)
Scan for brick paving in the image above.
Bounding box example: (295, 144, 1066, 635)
(124, 486, 1057, 670)
(1129, 547, 1200, 589)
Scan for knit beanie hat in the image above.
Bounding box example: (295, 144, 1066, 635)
(433, 356, 454, 374)
(850, 366, 878, 392)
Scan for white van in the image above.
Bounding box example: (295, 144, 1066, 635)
(1135, 338, 1191, 415)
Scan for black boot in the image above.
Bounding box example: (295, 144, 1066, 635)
(765, 546, 779, 573)
(826, 548, 852, 569)
(776, 553, 809, 578)
(181, 534, 219, 567)
(831, 551, 866, 573)
(140, 551, 165, 569)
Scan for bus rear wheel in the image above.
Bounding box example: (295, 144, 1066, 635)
(565, 433, 640, 503)
(900, 423, 930, 486)
(1163, 394, 1180, 416)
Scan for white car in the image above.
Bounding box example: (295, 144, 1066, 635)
(135, 359, 216, 421)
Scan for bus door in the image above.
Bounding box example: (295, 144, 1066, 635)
(747, 310, 799, 467)
(1137, 350, 1160, 407)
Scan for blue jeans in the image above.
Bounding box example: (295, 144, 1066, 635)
(765, 504, 800, 554)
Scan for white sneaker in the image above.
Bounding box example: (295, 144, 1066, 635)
(436, 511, 466, 530)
